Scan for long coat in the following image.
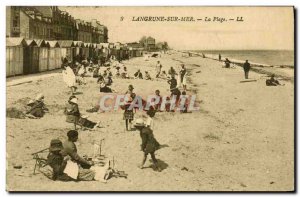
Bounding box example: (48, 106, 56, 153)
(140, 127, 160, 154)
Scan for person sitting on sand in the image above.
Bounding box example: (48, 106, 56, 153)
(47, 139, 74, 181)
(97, 73, 105, 84)
(61, 130, 96, 181)
(134, 119, 161, 172)
(266, 74, 282, 86)
(93, 67, 100, 78)
(224, 58, 231, 68)
(100, 82, 113, 93)
(103, 69, 113, 86)
(168, 67, 177, 76)
(26, 93, 49, 118)
(121, 67, 129, 79)
(134, 69, 143, 79)
(65, 96, 100, 130)
(145, 71, 152, 80)
(159, 70, 168, 79)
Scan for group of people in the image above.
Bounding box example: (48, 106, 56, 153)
(26, 53, 194, 183)
(202, 53, 285, 86)
(47, 130, 96, 181)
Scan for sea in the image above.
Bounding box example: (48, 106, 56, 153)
(192, 50, 294, 67)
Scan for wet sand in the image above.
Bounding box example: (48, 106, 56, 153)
(6, 51, 294, 191)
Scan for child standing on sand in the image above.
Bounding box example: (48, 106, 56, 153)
(123, 85, 136, 131)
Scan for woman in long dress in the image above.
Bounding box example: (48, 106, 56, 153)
(63, 66, 77, 94)
(177, 64, 187, 91)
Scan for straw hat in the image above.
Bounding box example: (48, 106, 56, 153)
(27, 99, 35, 105)
(100, 82, 106, 88)
(49, 139, 63, 152)
(134, 118, 145, 127)
(69, 95, 76, 101)
(70, 97, 78, 104)
(35, 93, 44, 101)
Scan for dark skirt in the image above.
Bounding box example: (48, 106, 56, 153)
(123, 110, 134, 120)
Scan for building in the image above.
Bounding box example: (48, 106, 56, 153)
(74, 19, 92, 43)
(145, 36, 156, 51)
(91, 19, 109, 43)
(139, 36, 156, 51)
(6, 6, 108, 43)
(6, 6, 54, 40)
(156, 41, 169, 50)
(51, 7, 75, 40)
(127, 42, 143, 49)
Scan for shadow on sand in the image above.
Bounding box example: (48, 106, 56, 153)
(148, 159, 169, 172)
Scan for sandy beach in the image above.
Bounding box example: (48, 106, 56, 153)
(6, 50, 294, 191)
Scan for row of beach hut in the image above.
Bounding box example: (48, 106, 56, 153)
(6, 37, 144, 77)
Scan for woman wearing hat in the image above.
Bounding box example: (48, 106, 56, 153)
(62, 64, 77, 94)
(65, 96, 100, 129)
(145, 71, 152, 80)
(47, 139, 74, 181)
(134, 119, 161, 172)
(100, 81, 113, 93)
(26, 93, 48, 118)
(123, 85, 136, 131)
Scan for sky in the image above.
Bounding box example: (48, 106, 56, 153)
(61, 6, 294, 50)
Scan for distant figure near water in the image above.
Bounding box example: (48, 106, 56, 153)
(266, 74, 283, 86)
(225, 58, 231, 68)
(219, 54, 221, 61)
(243, 60, 251, 79)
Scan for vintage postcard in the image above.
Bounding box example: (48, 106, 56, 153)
(6, 6, 294, 191)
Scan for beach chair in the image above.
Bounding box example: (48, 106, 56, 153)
(31, 148, 49, 174)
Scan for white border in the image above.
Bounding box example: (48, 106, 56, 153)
(1, 0, 298, 196)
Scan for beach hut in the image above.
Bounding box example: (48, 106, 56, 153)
(34, 39, 49, 72)
(58, 40, 75, 62)
(73, 41, 83, 57)
(6, 37, 27, 77)
(82, 43, 90, 59)
(46, 40, 61, 70)
(24, 39, 39, 74)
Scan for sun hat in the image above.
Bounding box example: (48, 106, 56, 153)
(27, 99, 35, 105)
(134, 118, 145, 127)
(128, 84, 134, 90)
(69, 95, 76, 101)
(70, 97, 78, 104)
(35, 93, 44, 101)
(100, 82, 106, 88)
(49, 139, 63, 152)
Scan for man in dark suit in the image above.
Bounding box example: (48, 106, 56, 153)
(243, 60, 251, 79)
